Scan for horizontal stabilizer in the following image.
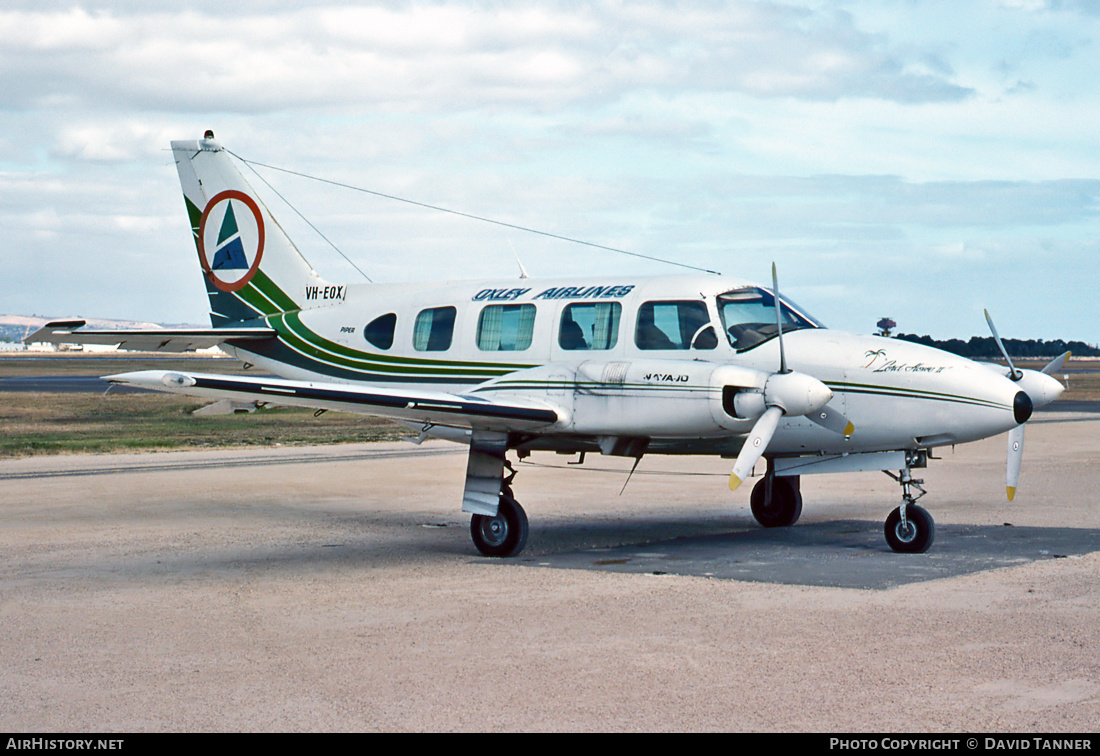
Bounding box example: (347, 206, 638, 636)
(25, 320, 275, 353)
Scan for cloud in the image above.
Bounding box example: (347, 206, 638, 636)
(1, 2, 1097, 344)
(0, 2, 974, 117)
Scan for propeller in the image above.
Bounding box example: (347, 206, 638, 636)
(985, 310, 1026, 500)
(729, 265, 854, 490)
(984, 309, 1021, 381)
(1006, 425, 1024, 501)
(985, 310, 1067, 500)
(1041, 350, 1071, 377)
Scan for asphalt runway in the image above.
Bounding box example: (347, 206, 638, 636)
(2, 413, 1098, 732)
(0, 375, 144, 393)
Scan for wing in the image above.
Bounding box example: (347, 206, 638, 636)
(25, 320, 275, 353)
(105, 370, 564, 433)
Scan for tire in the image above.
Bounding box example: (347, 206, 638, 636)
(884, 504, 935, 553)
(470, 493, 529, 558)
(750, 476, 803, 528)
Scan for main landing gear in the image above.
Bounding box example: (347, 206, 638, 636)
(750, 473, 803, 528)
(469, 484, 529, 558)
(465, 448, 530, 558)
(882, 452, 935, 553)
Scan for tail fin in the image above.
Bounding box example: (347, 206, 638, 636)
(172, 133, 340, 326)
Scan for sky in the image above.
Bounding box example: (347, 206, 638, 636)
(2, 0, 1098, 342)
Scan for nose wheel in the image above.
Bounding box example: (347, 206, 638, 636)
(884, 503, 935, 553)
(883, 452, 935, 553)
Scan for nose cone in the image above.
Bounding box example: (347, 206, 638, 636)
(1013, 390, 1033, 425)
(1015, 370, 1065, 409)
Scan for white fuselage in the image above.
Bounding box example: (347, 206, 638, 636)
(219, 272, 1040, 459)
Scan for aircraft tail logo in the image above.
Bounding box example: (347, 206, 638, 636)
(174, 134, 345, 325)
(198, 190, 266, 293)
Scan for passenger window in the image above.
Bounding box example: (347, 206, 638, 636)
(635, 301, 714, 350)
(477, 304, 536, 351)
(559, 302, 621, 350)
(363, 313, 396, 350)
(413, 306, 456, 351)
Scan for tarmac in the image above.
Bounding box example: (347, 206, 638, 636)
(1, 412, 1098, 732)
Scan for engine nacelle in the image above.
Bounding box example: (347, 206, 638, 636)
(484, 360, 767, 437)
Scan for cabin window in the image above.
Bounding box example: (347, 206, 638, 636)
(363, 313, 396, 350)
(559, 302, 621, 350)
(477, 304, 536, 351)
(413, 306, 456, 351)
(635, 300, 715, 350)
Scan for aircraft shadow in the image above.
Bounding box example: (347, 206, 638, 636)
(517, 520, 1100, 589)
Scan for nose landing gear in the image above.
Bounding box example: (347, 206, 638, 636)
(883, 452, 935, 553)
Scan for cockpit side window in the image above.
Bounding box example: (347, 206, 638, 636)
(717, 288, 820, 351)
(635, 300, 715, 350)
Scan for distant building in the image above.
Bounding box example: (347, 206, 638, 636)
(877, 318, 896, 337)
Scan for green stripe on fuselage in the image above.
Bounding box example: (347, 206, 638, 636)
(826, 381, 1010, 411)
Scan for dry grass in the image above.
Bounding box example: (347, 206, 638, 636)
(0, 352, 400, 457)
(0, 353, 405, 457)
(0, 391, 405, 458)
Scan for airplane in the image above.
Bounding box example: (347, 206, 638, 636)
(28, 131, 1069, 558)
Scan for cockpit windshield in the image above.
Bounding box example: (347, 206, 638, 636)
(717, 287, 823, 351)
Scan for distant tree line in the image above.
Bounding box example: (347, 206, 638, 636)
(895, 333, 1100, 359)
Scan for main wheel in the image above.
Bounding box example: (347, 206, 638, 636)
(750, 476, 803, 527)
(884, 504, 935, 553)
(470, 493, 529, 558)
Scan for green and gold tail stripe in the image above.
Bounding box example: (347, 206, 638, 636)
(235, 270, 298, 316)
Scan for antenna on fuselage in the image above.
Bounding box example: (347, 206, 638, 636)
(509, 241, 529, 279)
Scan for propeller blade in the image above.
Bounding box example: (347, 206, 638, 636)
(1041, 351, 1071, 376)
(808, 404, 855, 436)
(1006, 424, 1024, 501)
(729, 405, 783, 491)
(984, 309, 1021, 380)
(772, 263, 788, 375)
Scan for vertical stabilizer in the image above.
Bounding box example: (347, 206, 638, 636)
(172, 134, 341, 326)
